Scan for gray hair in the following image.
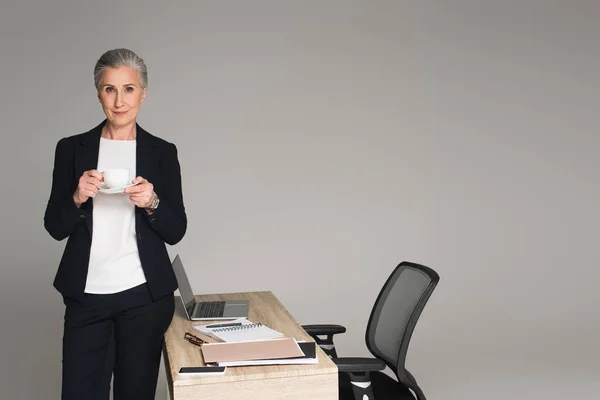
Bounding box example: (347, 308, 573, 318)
(93, 48, 148, 90)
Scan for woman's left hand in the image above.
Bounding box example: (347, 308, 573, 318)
(124, 176, 157, 209)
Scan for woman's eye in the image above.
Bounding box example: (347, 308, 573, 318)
(125, 87, 134, 93)
(105, 87, 114, 93)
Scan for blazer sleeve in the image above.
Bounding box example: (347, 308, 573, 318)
(44, 138, 89, 241)
(144, 143, 187, 245)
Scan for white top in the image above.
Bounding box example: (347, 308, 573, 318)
(84, 137, 147, 294)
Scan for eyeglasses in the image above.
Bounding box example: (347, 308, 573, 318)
(184, 332, 205, 347)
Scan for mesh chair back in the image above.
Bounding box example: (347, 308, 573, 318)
(365, 262, 439, 385)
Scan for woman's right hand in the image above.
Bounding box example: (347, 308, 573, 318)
(73, 170, 103, 208)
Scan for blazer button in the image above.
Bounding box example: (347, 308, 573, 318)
(78, 214, 86, 219)
(137, 232, 143, 240)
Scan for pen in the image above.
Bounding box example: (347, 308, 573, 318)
(205, 322, 243, 329)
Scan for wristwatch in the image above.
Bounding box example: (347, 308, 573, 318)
(146, 196, 160, 212)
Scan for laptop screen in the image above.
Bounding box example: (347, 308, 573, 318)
(171, 255, 197, 312)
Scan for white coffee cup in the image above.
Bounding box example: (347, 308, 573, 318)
(102, 168, 130, 188)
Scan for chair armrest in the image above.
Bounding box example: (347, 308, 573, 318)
(302, 324, 347, 336)
(334, 357, 386, 373)
(301, 324, 347, 358)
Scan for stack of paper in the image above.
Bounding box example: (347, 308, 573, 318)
(201, 338, 318, 367)
(194, 318, 319, 367)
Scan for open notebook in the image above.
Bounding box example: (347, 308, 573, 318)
(193, 318, 284, 342)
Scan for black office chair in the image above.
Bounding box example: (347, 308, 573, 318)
(303, 261, 439, 400)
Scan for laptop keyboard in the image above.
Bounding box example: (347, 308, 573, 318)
(195, 301, 226, 318)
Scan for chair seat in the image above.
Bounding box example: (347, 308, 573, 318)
(339, 371, 415, 400)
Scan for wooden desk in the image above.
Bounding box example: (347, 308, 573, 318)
(163, 291, 338, 399)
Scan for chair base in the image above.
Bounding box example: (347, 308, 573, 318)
(339, 371, 416, 400)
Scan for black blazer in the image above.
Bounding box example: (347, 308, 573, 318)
(44, 120, 186, 302)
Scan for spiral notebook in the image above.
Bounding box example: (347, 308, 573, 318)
(193, 318, 285, 342)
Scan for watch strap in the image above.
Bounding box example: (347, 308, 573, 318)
(146, 196, 160, 211)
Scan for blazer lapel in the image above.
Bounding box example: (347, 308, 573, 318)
(75, 120, 104, 235)
(75, 121, 104, 174)
(135, 123, 156, 227)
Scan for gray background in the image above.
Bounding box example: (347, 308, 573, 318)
(1, 1, 599, 399)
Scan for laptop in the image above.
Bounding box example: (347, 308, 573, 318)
(172, 254, 249, 320)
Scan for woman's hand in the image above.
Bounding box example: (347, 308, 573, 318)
(124, 176, 157, 210)
(73, 170, 103, 208)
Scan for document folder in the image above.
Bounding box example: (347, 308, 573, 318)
(201, 337, 304, 364)
(216, 341, 318, 367)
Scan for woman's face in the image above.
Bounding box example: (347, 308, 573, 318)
(97, 66, 146, 128)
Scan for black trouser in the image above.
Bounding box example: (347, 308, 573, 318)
(61, 283, 175, 400)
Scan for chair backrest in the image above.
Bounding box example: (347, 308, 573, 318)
(365, 262, 439, 391)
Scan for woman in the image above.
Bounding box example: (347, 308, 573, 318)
(44, 48, 186, 400)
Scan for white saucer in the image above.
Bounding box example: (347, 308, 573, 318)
(99, 183, 134, 194)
